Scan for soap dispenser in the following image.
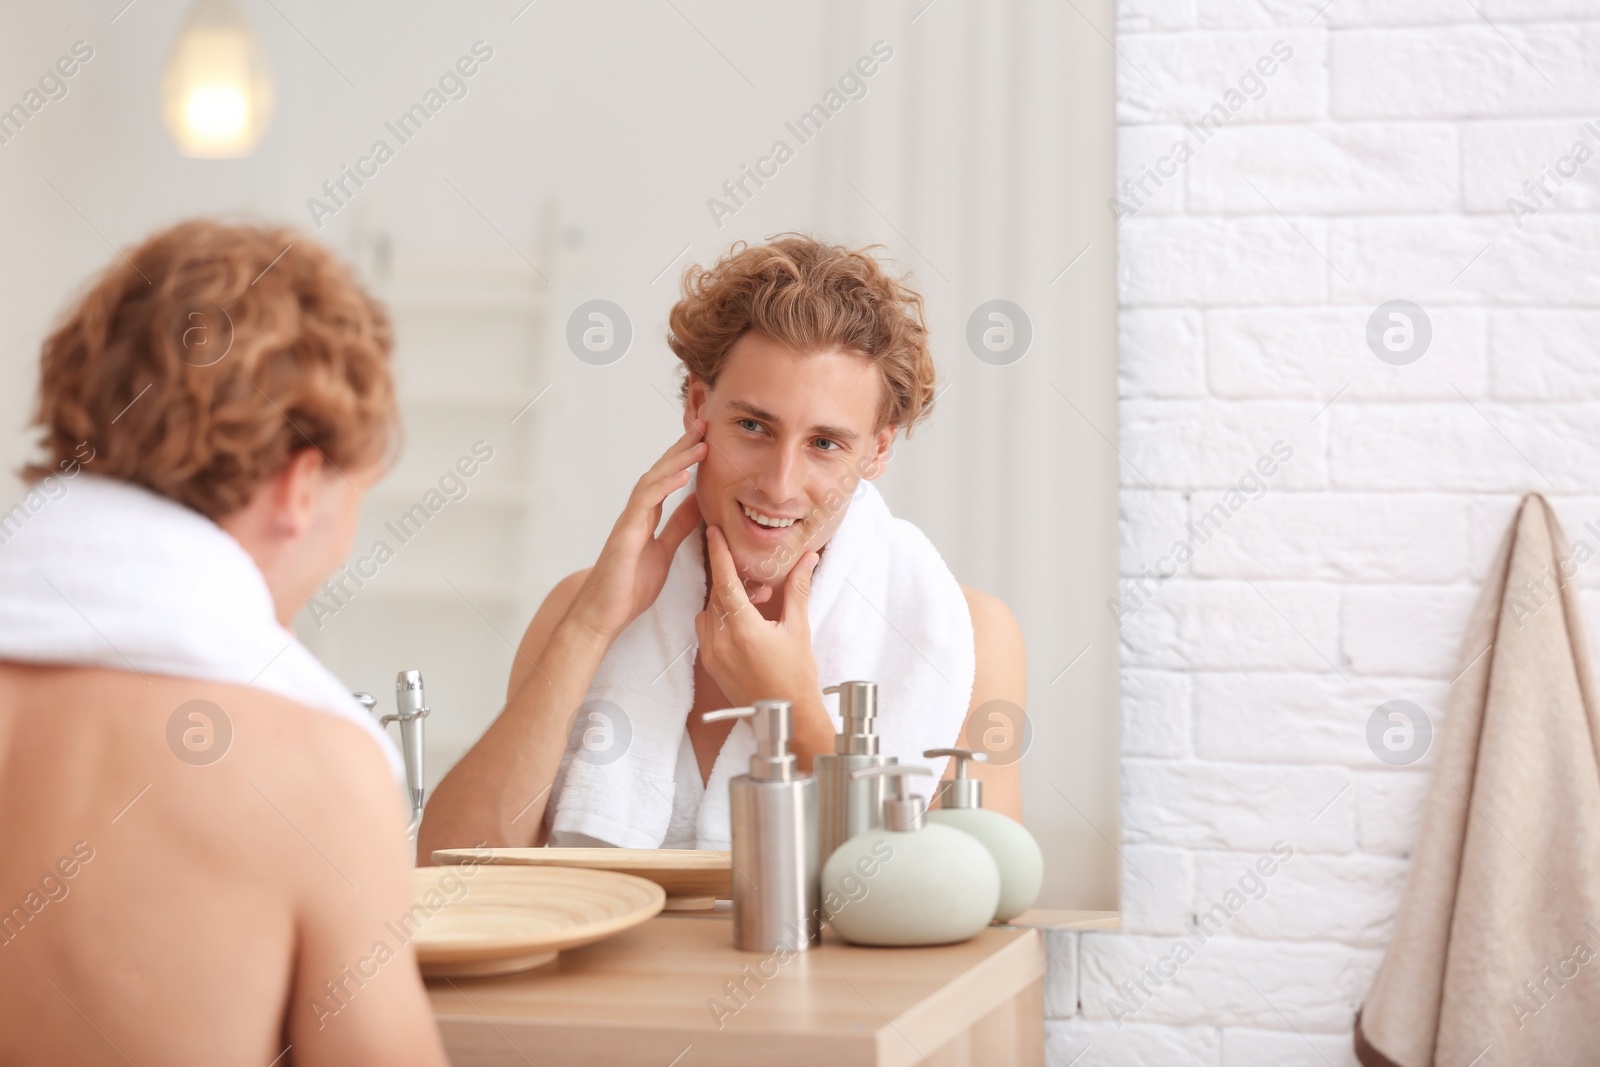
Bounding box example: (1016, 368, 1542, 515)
(815, 680, 896, 870)
(702, 700, 821, 953)
(821, 765, 1000, 947)
(923, 748, 1043, 922)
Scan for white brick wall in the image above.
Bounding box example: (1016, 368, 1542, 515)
(1047, 5, 1600, 1061)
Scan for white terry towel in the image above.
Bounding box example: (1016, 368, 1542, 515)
(545, 473, 977, 850)
(0, 473, 402, 779)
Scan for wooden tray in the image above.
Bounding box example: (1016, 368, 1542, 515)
(411, 864, 663, 978)
(431, 847, 732, 910)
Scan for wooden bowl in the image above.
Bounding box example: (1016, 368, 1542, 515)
(410, 864, 664, 978)
(431, 847, 732, 910)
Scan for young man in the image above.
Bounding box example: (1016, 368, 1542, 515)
(423, 235, 1027, 854)
(0, 222, 449, 1065)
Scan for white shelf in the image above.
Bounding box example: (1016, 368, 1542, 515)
(300, 198, 571, 761)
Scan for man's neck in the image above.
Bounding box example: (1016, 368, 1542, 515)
(756, 585, 785, 622)
(215, 512, 297, 627)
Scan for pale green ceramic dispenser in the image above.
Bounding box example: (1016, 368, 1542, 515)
(923, 747, 1043, 922)
(821, 764, 1000, 947)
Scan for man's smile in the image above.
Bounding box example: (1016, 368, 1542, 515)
(740, 501, 799, 528)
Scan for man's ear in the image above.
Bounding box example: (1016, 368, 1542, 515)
(682, 376, 708, 431)
(863, 425, 897, 480)
(270, 448, 327, 537)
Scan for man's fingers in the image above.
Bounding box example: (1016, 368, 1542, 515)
(634, 448, 703, 509)
(782, 551, 820, 628)
(639, 419, 707, 487)
(625, 462, 700, 540)
(657, 492, 701, 556)
(704, 525, 753, 619)
(613, 420, 706, 547)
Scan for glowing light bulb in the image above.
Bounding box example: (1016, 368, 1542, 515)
(161, 0, 273, 158)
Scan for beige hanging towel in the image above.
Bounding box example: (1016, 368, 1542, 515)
(1355, 493, 1600, 1065)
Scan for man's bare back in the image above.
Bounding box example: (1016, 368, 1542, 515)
(0, 664, 447, 1067)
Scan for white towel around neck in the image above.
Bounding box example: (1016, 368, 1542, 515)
(0, 473, 403, 779)
(545, 473, 977, 850)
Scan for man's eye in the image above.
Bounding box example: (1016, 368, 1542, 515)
(815, 438, 839, 451)
(738, 418, 762, 433)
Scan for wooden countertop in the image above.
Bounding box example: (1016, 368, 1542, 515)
(428, 911, 1049, 1066)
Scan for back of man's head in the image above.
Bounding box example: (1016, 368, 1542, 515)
(21, 219, 397, 519)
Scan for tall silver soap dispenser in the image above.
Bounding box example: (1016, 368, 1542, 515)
(701, 699, 821, 953)
(815, 680, 896, 870)
(923, 748, 1044, 922)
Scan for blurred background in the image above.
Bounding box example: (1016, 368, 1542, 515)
(0, 0, 1116, 908)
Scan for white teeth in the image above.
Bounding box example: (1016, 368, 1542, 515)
(742, 503, 795, 528)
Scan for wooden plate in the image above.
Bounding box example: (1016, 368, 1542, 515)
(431, 848, 732, 910)
(410, 864, 664, 978)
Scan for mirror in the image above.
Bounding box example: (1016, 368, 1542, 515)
(297, 2, 1119, 911)
(0, 0, 1118, 912)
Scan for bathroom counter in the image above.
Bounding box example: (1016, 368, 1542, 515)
(427, 911, 1047, 1066)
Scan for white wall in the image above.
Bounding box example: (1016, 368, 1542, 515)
(1041, 1, 1600, 1061)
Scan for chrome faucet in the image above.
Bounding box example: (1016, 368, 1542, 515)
(354, 669, 430, 841)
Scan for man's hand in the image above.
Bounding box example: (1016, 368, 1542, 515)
(425, 422, 710, 854)
(566, 420, 708, 641)
(694, 523, 822, 710)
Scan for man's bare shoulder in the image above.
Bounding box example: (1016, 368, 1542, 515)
(0, 665, 397, 834)
(960, 583, 1024, 649)
(956, 586, 1027, 817)
(163, 676, 403, 846)
(958, 582, 1027, 739)
(0, 664, 370, 748)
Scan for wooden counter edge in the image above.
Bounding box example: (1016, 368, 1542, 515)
(870, 925, 1045, 1065)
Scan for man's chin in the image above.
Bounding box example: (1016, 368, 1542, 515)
(728, 550, 780, 589)
(725, 540, 791, 588)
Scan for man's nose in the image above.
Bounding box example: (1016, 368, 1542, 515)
(754, 441, 802, 505)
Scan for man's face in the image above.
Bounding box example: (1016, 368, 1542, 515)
(685, 331, 895, 593)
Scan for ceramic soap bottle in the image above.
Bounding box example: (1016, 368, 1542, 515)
(923, 747, 1043, 922)
(820, 765, 1000, 947)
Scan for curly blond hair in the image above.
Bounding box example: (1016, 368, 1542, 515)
(668, 234, 938, 434)
(21, 219, 397, 519)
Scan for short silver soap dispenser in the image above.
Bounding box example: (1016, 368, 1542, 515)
(924, 748, 1044, 922)
(815, 680, 896, 870)
(701, 699, 821, 953)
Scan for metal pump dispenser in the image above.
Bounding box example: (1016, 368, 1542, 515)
(702, 699, 820, 953)
(924, 747, 987, 809)
(815, 681, 896, 868)
(852, 763, 934, 829)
